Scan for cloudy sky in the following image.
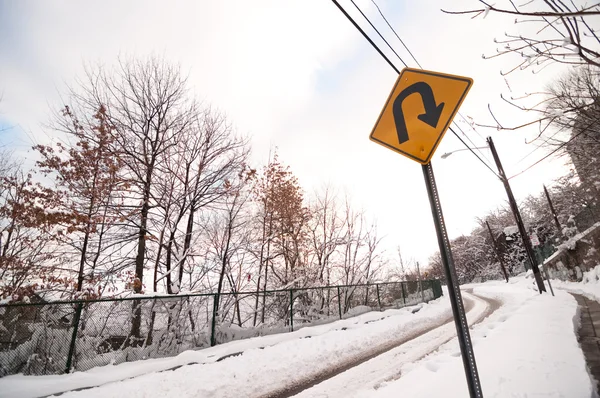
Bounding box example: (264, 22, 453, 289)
(0, 0, 572, 268)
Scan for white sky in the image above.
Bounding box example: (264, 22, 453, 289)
(0, 0, 573, 269)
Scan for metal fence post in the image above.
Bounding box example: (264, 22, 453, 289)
(422, 281, 430, 302)
(337, 286, 343, 319)
(433, 279, 443, 299)
(289, 289, 294, 332)
(65, 302, 83, 374)
(376, 284, 382, 311)
(401, 282, 407, 305)
(210, 294, 218, 347)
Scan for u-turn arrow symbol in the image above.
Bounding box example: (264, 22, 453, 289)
(392, 82, 445, 144)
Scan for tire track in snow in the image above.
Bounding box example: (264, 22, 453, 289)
(269, 291, 501, 398)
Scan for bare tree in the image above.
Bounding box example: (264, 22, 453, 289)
(203, 168, 253, 328)
(444, 1, 600, 149)
(443, 1, 600, 73)
(339, 198, 383, 312)
(174, 109, 249, 292)
(67, 57, 197, 343)
(308, 185, 345, 286)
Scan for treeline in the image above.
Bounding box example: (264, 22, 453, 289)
(0, 58, 389, 303)
(426, 66, 600, 283)
(426, 176, 599, 283)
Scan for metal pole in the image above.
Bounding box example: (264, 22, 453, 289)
(416, 261, 425, 302)
(210, 294, 218, 347)
(376, 284, 382, 311)
(487, 137, 546, 293)
(65, 303, 83, 373)
(401, 281, 407, 306)
(337, 286, 343, 319)
(422, 162, 483, 398)
(542, 266, 555, 296)
(485, 221, 509, 283)
(543, 185, 562, 234)
(290, 289, 294, 331)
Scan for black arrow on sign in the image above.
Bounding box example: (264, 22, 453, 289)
(392, 82, 445, 144)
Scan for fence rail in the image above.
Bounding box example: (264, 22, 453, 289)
(0, 279, 443, 377)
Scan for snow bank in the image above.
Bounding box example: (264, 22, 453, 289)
(552, 263, 600, 302)
(4, 278, 591, 398)
(0, 298, 451, 398)
(503, 225, 518, 236)
(362, 278, 592, 397)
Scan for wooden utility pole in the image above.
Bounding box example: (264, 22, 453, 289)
(485, 221, 509, 282)
(487, 137, 546, 293)
(543, 185, 562, 234)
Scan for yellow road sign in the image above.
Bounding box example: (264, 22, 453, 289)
(369, 68, 473, 164)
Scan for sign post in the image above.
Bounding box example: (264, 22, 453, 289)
(422, 162, 483, 398)
(369, 67, 483, 398)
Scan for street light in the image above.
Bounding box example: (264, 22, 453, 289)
(441, 138, 549, 294)
(440, 147, 488, 159)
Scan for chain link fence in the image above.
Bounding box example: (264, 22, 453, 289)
(0, 279, 442, 377)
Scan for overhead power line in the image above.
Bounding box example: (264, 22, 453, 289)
(329, 0, 400, 74)
(348, 0, 408, 68)
(332, 0, 500, 178)
(369, 0, 422, 69)
(368, 0, 587, 179)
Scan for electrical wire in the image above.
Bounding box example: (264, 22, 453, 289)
(448, 126, 501, 178)
(330, 0, 400, 74)
(369, 0, 422, 68)
(332, 0, 500, 178)
(348, 0, 408, 68)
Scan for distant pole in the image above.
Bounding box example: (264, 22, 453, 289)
(487, 137, 546, 293)
(485, 221, 509, 283)
(416, 261, 425, 302)
(543, 185, 562, 234)
(542, 266, 555, 296)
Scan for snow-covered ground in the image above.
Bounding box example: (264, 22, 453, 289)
(294, 291, 493, 398)
(0, 275, 593, 398)
(357, 276, 593, 397)
(551, 263, 600, 302)
(0, 295, 454, 398)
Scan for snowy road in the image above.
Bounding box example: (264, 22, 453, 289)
(284, 291, 499, 398)
(2, 277, 593, 397)
(44, 291, 498, 398)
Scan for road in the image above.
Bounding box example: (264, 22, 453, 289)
(268, 291, 501, 398)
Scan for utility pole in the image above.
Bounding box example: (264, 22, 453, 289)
(487, 137, 546, 293)
(485, 221, 509, 283)
(543, 185, 562, 234)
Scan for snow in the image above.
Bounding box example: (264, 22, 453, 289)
(0, 298, 452, 398)
(551, 263, 600, 302)
(294, 291, 492, 397)
(1, 277, 593, 398)
(503, 225, 518, 236)
(482, 6, 490, 18)
(355, 277, 592, 398)
(558, 222, 600, 252)
(543, 222, 600, 266)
